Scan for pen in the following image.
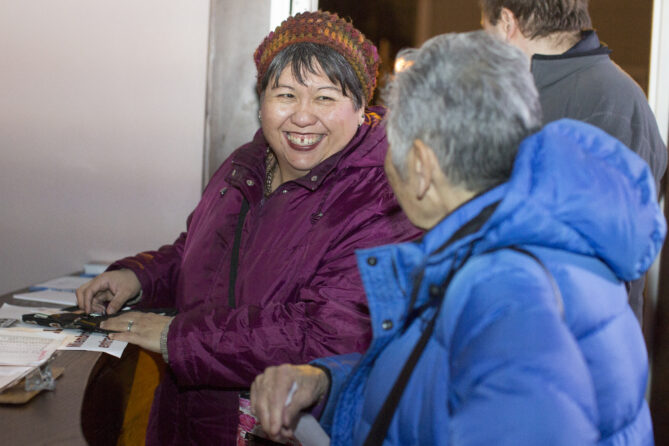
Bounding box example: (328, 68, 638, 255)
(285, 381, 298, 407)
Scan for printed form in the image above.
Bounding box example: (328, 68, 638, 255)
(0, 304, 127, 358)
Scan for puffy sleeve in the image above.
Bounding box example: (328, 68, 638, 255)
(310, 353, 362, 434)
(447, 254, 600, 445)
(165, 187, 420, 388)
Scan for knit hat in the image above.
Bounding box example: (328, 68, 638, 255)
(254, 10, 380, 103)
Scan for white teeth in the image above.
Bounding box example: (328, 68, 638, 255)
(286, 133, 323, 146)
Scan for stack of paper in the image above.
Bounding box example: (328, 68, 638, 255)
(13, 289, 76, 306)
(0, 330, 65, 367)
(0, 272, 127, 393)
(83, 262, 110, 277)
(0, 329, 66, 392)
(32, 276, 90, 293)
(13, 274, 89, 307)
(0, 303, 127, 358)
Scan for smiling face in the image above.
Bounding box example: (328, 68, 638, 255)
(260, 63, 364, 183)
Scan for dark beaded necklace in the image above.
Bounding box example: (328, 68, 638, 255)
(264, 148, 277, 197)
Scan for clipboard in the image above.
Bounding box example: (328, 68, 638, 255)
(0, 367, 65, 405)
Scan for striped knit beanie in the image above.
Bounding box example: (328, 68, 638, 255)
(254, 10, 380, 103)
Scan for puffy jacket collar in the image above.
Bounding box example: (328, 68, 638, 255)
(391, 119, 665, 284)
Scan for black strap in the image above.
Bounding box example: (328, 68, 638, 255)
(362, 303, 442, 446)
(363, 245, 561, 445)
(228, 198, 249, 308)
(363, 245, 472, 446)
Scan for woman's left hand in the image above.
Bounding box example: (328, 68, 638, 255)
(101, 311, 173, 353)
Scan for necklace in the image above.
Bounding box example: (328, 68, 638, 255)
(264, 148, 277, 197)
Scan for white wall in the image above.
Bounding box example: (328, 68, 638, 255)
(204, 0, 268, 180)
(646, 0, 669, 317)
(0, 1, 210, 294)
(648, 0, 669, 145)
(204, 0, 318, 181)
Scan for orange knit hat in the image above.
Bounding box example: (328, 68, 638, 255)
(254, 10, 380, 103)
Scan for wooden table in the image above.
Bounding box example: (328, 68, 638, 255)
(0, 290, 141, 446)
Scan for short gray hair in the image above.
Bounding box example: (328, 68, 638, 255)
(384, 31, 542, 192)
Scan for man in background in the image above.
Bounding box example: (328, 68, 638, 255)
(481, 0, 668, 327)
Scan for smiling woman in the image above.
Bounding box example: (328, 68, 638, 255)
(260, 50, 364, 184)
(75, 10, 421, 446)
(254, 17, 377, 187)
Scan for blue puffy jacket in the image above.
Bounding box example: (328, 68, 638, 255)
(313, 120, 665, 445)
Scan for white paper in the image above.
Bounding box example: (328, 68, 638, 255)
(0, 365, 34, 391)
(32, 275, 89, 293)
(0, 328, 66, 366)
(83, 262, 110, 276)
(13, 289, 77, 306)
(294, 414, 330, 446)
(0, 304, 127, 358)
(0, 303, 61, 324)
(59, 331, 127, 358)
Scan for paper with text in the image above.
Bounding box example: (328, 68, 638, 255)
(0, 329, 66, 366)
(0, 304, 127, 358)
(59, 331, 126, 358)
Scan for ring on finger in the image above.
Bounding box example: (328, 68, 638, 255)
(126, 320, 134, 332)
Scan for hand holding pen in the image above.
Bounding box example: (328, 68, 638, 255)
(250, 364, 330, 443)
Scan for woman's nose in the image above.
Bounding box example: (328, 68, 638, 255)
(290, 103, 318, 127)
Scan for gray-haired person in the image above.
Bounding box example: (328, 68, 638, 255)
(250, 31, 662, 446)
(480, 0, 668, 326)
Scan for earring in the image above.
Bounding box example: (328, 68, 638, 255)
(258, 111, 262, 121)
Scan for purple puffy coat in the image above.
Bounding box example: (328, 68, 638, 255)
(110, 106, 421, 445)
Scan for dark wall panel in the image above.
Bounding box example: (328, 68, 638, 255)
(321, 0, 653, 94)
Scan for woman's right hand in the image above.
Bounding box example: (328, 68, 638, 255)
(250, 364, 330, 442)
(75, 269, 141, 314)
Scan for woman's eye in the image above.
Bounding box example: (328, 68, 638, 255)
(277, 93, 294, 99)
(317, 96, 334, 102)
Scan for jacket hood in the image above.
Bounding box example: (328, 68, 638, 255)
(479, 119, 665, 281)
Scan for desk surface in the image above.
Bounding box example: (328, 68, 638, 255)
(0, 290, 137, 446)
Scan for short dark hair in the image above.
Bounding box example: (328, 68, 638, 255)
(259, 42, 365, 110)
(479, 0, 592, 38)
